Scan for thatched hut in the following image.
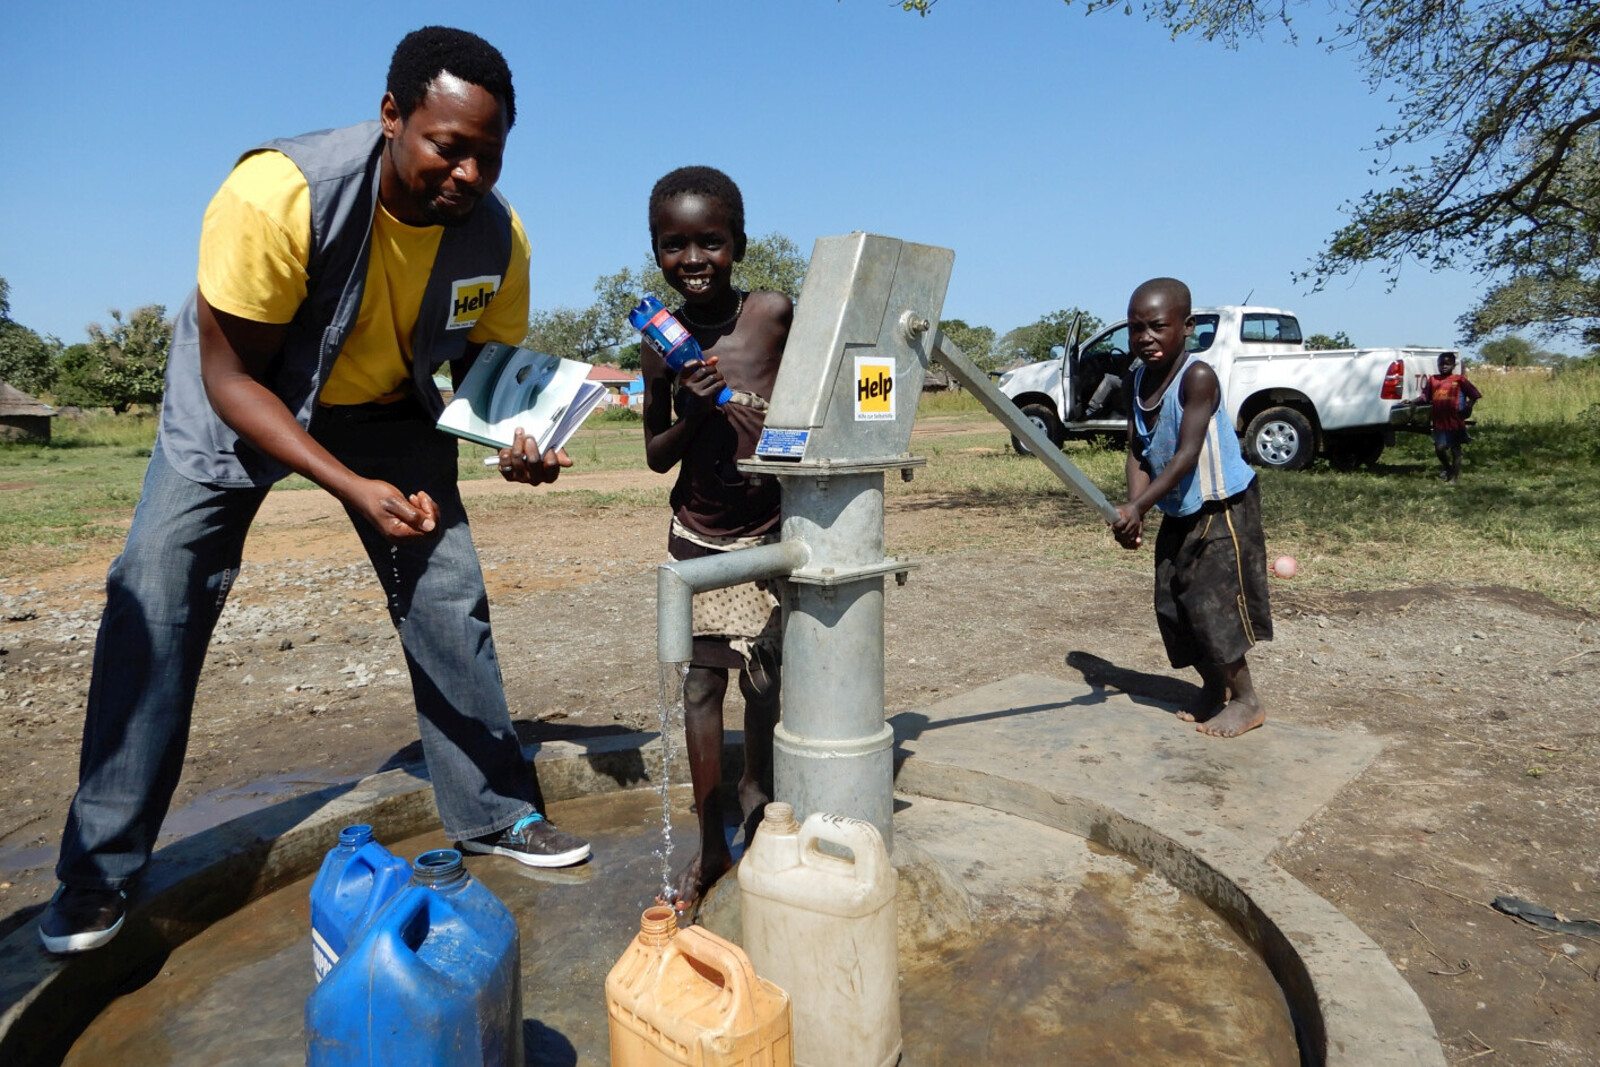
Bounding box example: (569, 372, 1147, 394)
(0, 381, 57, 442)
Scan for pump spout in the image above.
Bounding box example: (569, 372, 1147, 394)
(657, 540, 811, 664)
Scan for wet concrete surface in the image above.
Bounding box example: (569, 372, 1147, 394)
(68, 788, 1295, 1066)
(894, 796, 1297, 1066)
(0, 768, 369, 896)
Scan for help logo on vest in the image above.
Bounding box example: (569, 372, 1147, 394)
(447, 275, 502, 330)
(854, 356, 896, 422)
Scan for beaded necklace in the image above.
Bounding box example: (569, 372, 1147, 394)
(678, 289, 745, 331)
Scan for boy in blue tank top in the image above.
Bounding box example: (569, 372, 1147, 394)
(1110, 278, 1272, 738)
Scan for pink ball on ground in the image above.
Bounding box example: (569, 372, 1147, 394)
(1272, 555, 1298, 579)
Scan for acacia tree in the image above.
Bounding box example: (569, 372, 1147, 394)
(936, 318, 1000, 371)
(0, 277, 62, 395)
(997, 307, 1105, 367)
(56, 305, 172, 412)
(1306, 330, 1354, 350)
(898, 1, 1600, 344)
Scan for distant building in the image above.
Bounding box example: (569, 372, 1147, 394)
(0, 381, 56, 442)
(588, 365, 641, 407)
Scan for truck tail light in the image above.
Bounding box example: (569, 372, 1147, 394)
(1380, 360, 1404, 400)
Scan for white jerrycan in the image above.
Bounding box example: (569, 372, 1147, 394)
(738, 804, 900, 1067)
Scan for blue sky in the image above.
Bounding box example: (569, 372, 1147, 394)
(2, 0, 1495, 352)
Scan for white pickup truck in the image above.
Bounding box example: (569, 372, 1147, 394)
(995, 306, 1450, 471)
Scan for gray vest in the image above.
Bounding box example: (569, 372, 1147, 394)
(158, 120, 516, 487)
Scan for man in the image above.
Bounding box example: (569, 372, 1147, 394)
(42, 26, 589, 956)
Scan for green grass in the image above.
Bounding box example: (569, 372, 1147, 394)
(0, 412, 160, 570)
(1473, 362, 1600, 426)
(915, 390, 990, 416)
(457, 410, 648, 480)
(4, 378, 1597, 608)
(884, 377, 1600, 608)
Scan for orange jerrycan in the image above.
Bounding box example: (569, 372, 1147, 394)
(607, 905, 793, 1067)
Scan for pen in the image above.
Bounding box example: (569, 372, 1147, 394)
(482, 442, 560, 465)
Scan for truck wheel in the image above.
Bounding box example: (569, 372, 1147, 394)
(1244, 406, 1316, 471)
(1324, 431, 1384, 471)
(1012, 404, 1065, 455)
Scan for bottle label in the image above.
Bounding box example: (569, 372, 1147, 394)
(647, 309, 694, 368)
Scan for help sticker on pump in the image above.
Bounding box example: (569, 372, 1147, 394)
(854, 357, 895, 422)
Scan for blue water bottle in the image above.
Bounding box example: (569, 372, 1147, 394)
(627, 295, 733, 405)
(309, 824, 410, 982)
(306, 849, 522, 1066)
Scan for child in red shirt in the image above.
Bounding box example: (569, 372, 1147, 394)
(1423, 352, 1481, 484)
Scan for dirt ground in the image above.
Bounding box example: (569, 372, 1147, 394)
(2, 457, 1598, 1065)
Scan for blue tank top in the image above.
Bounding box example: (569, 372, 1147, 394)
(1132, 358, 1256, 517)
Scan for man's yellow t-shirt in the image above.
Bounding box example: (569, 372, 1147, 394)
(197, 150, 531, 405)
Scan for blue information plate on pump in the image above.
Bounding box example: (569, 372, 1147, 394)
(755, 427, 810, 459)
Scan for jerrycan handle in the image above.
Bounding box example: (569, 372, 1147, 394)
(666, 929, 762, 1026)
(797, 812, 885, 887)
(394, 892, 469, 980)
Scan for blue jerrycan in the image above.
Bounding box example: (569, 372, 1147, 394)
(309, 824, 410, 982)
(306, 848, 523, 1067)
(627, 295, 733, 405)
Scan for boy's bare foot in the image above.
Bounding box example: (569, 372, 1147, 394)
(1197, 698, 1265, 738)
(1176, 688, 1226, 723)
(660, 849, 732, 915)
(1177, 669, 1226, 723)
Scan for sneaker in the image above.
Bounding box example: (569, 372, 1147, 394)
(39, 885, 126, 954)
(459, 813, 591, 868)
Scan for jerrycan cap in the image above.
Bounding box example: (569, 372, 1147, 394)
(411, 848, 470, 889)
(638, 905, 679, 947)
(337, 824, 375, 847)
(762, 803, 801, 834)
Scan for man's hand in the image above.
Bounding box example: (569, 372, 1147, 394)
(346, 480, 440, 543)
(494, 426, 573, 485)
(1111, 502, 1144, 550)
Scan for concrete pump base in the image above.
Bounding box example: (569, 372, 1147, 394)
(0, 673, 1443, 1066)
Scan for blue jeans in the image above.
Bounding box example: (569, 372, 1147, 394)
(57, 404, 537, 890)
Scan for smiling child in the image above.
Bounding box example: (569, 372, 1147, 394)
(640, 166, 793, 910)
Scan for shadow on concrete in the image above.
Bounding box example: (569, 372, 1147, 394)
(1063, 650, 1201, 710)
(524, 1016, 579, 1066)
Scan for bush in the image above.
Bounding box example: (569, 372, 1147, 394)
(1580, 403, 1600, 458)
(0, 321, 59, 395)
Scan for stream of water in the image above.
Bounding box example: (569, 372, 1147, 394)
(653, 661, 689, 901)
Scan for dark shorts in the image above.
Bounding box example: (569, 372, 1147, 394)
(1152, 479, 1273, 669)
(1433, 428, 1470, 448)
